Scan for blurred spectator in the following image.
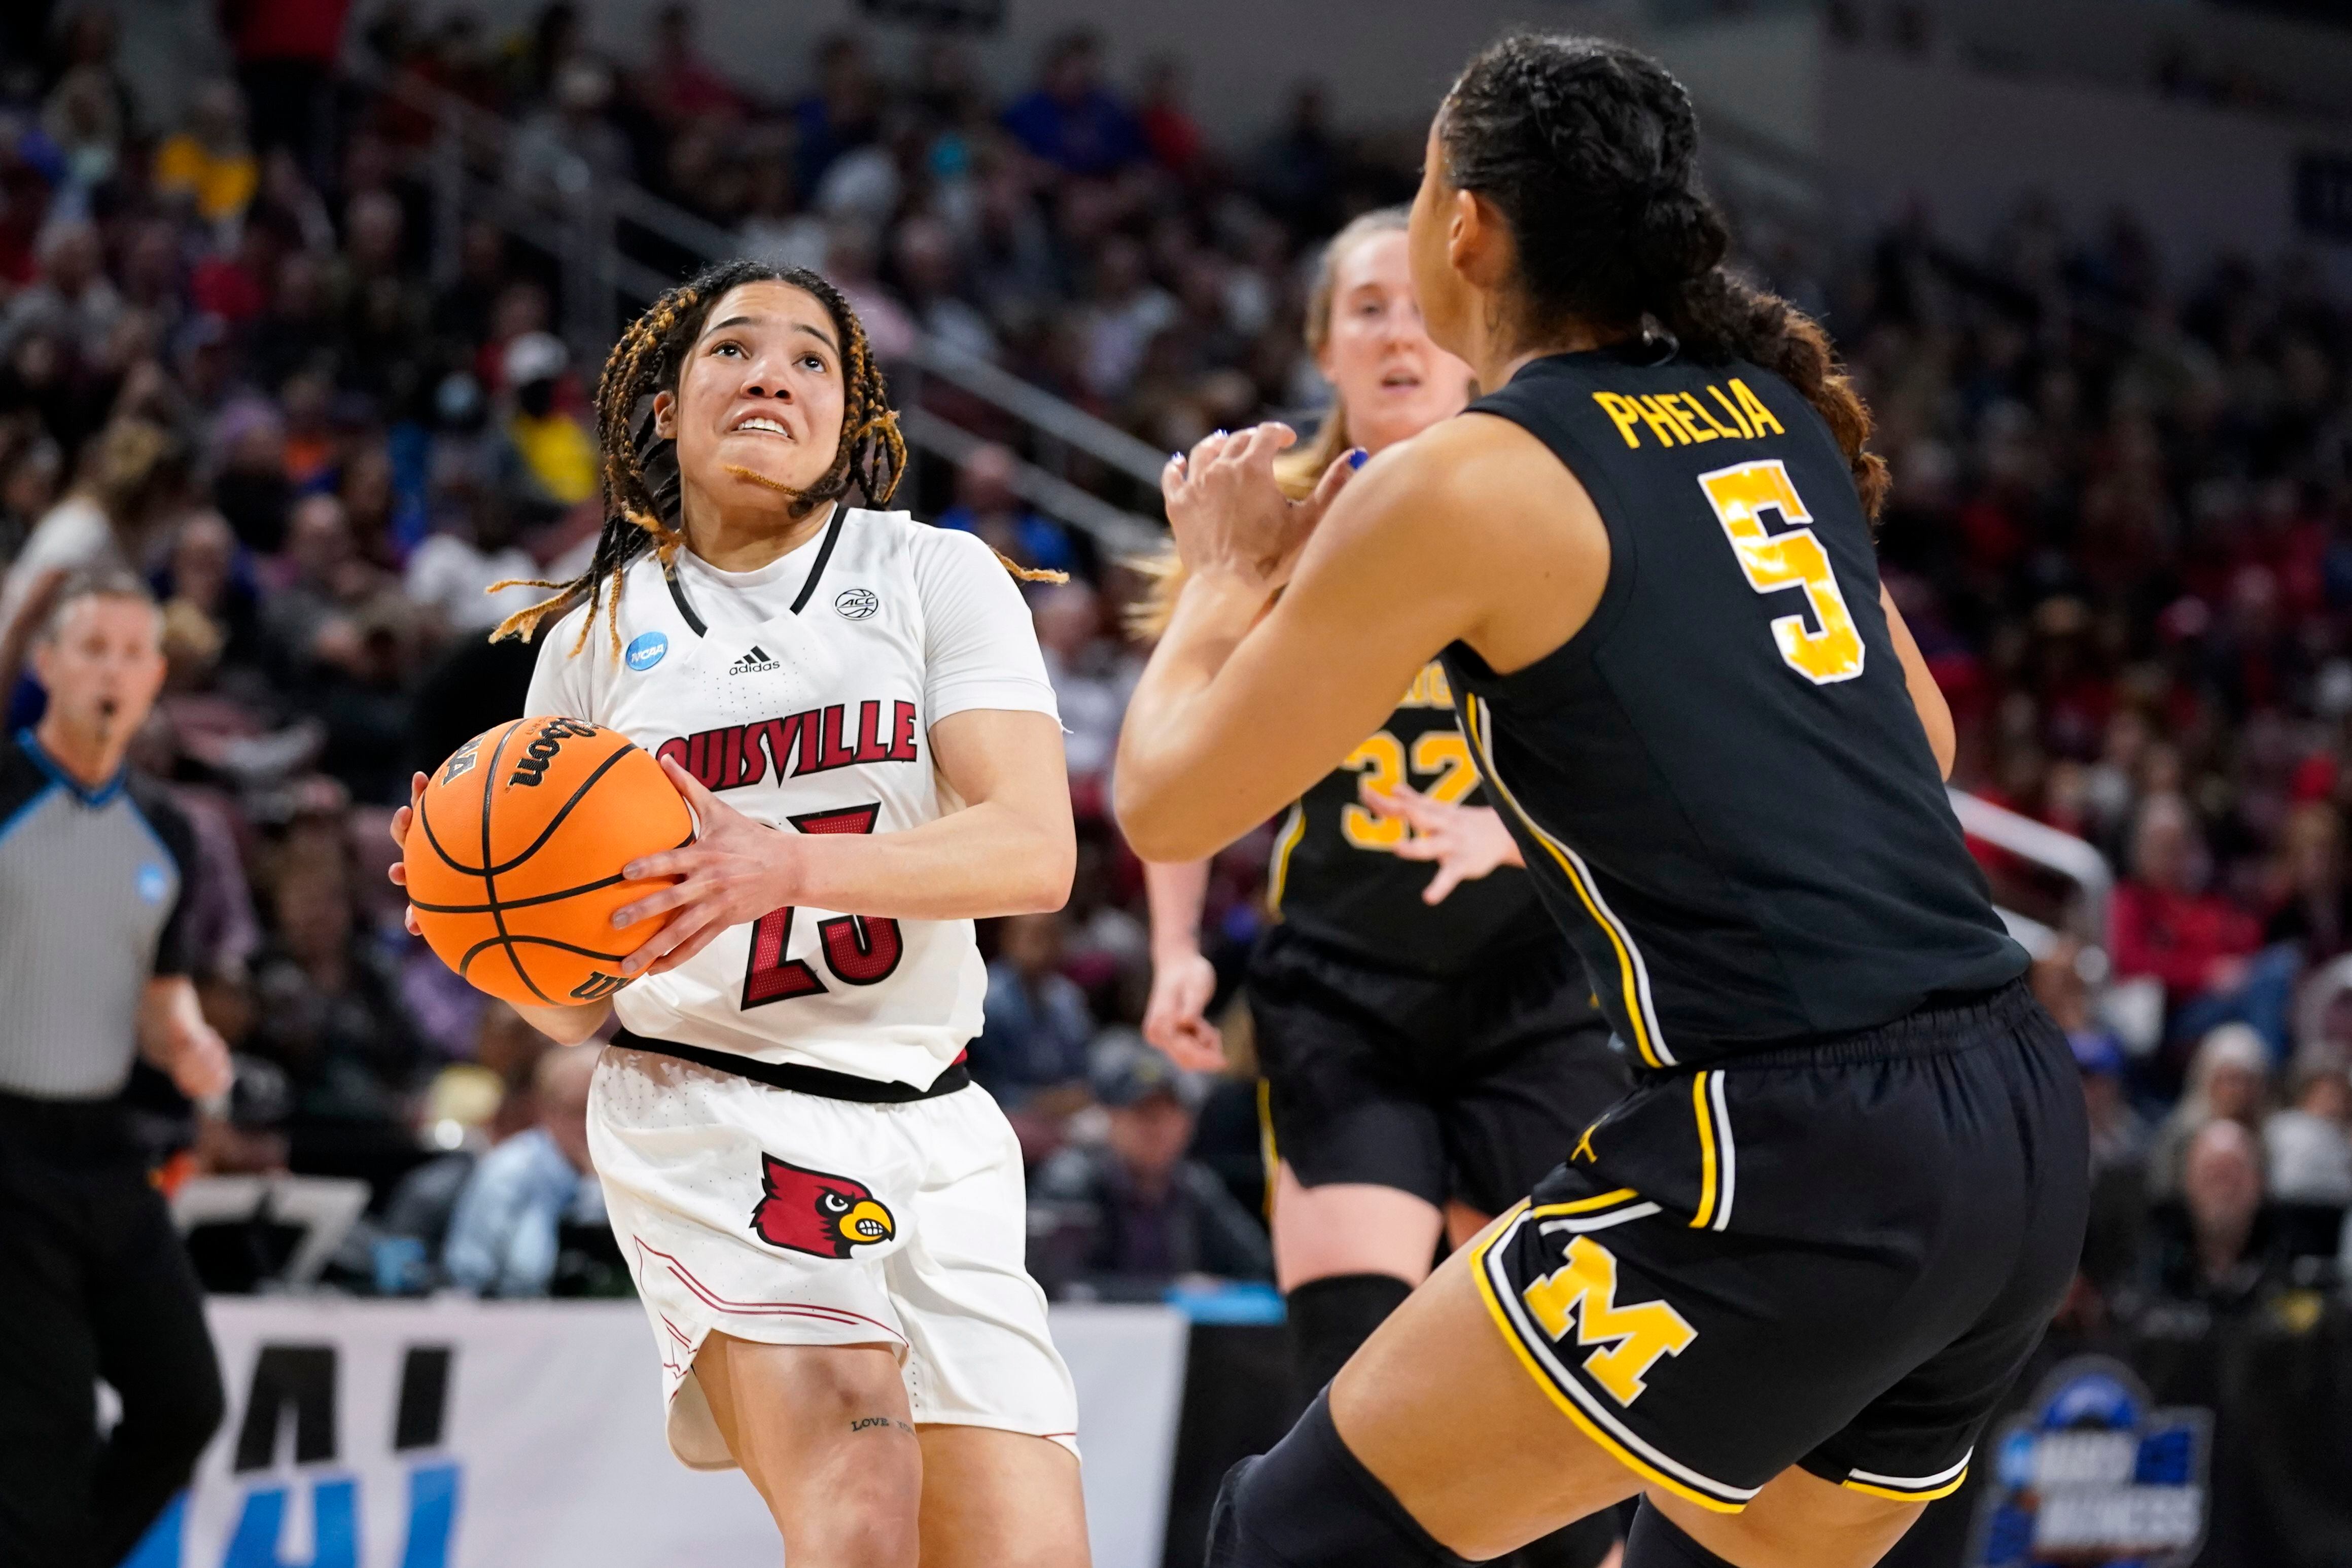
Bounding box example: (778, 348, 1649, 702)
(2149, 1022, 2271, 1197)
(1251, 84, 1342, 236)
(225, 0, 354, 176)
(0, 419, 188, 693)
(2145, 1118, 2286, 1308)
(1080, 236, 1177, 400)
(248, 818, 425, 1163)
(2264, 1048, 2352, 1205)
(636, 4, 747, 129)
(153, 82, 258, 232)
(405, 487, 538, 636)
(936, 443, 1072, 573)
(1136, 57, 1204, 180)
(2110, 793, 2265, 1027)
(443, 1045, 604, 1297)
(790, 35, 881, 198)
(1001, 31, 1143, 179)
(2265, 801, 2352, 965)
(970, 912, 1093, 1103)
(511, 59, 633, 203)
(0, 434, 62, 562)
(42, 57, 125, 203)
(1029, 1032, 1272, 1295)
(1032, 582, 1128, 804)
(493, 331, 596, 523)
(3, 218, 123, 361)
(894, 216, 996, 362)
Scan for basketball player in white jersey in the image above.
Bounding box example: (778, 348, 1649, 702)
(389, 261, 1087, 1568)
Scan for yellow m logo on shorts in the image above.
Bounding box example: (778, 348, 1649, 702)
(1521, 1236, 1698, 1405)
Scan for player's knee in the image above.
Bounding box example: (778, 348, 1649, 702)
(1622, 1501, 1740, 1567)
(1208, 1391, 1471, 1568)
(767, 1441, 922, 1568)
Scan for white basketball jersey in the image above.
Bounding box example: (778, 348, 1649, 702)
(524, 508, 1059, 1088)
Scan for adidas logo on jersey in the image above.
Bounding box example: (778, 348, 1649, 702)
(729, 645, 783, 676)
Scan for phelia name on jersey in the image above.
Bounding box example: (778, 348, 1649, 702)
(657, 698, 921, 794)
(1592, 376, 1785, 451)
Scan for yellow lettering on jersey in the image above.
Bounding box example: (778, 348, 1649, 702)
(1521, 1236, 1697, 1405)
(1633, 395, 1690, 447)
(1411, 731, 1479, 806)
(1592, 392, 1645, 449)
(1394, 662, 1455, 709)
(1679, 392, 1736, 442)
(1728, 378, 1784, 437)
(1661, 394, 1715, 443)
(1340, 731, 1409, 847)
(1697, 459, 1865, 684)
(1705, 385, 1756, 439)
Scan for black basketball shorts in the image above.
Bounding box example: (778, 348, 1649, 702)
(1247, 925, 1630, 1218)
(1470, 979, 2087, 1514)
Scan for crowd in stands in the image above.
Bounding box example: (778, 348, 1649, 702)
(3, 3, 2349, 1322)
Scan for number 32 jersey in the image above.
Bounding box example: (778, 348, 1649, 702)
(525, 508, 1059, 1089)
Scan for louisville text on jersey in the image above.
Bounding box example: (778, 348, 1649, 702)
(656, 699, 921, 793)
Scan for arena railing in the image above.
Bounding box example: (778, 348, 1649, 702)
(1942, 786, 2154, 1048)
(369, 61, 1169, 555)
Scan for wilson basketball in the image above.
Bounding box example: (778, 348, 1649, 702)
(406, 717, 694, 1008)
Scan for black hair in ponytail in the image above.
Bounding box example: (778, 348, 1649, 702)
(1438, 34, 1887, 517)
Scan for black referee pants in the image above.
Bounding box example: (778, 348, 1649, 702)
(0, 1096, 223, 1568)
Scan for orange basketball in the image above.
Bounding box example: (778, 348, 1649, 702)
(405, 717, 694, 1008)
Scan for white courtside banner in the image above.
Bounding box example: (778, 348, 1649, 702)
(124, 1299, 1188, 1568)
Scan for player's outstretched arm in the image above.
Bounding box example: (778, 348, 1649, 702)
(1117, 416, 1605, 863)
(1879, 583, 1954, 779)
(611, 707, 1074, 978)
(1141, 857, 1225, 1070)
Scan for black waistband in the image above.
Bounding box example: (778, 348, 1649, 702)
(0, 1088, 142, 1163)
(610, 1030, 971, 1103)
(1668, 977, 2044, 1073)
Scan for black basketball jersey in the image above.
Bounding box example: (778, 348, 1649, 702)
(1442, 346, 2025, 1068)
(1270, 662, 1555, 978)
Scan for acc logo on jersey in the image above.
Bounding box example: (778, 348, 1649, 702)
(625, 630, 669, 672)
(834, 587, 879, 621)
(135, 862, 170, 904)
(750, 1155, 895, 1259)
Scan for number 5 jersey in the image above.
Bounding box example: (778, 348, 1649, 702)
(524, 506, 1060, 1089)
(1442, 345, 2025, 1070)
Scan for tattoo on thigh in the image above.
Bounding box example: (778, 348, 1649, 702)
(849, 1415, 917, 1437)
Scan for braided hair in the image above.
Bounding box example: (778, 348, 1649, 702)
(1439, 35, 1888, 518)
(493, 259, 909, 656)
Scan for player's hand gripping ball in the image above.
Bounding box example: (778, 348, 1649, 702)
(402, 718, 694, 1007)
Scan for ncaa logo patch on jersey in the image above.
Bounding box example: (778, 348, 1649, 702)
(135, 862, 170, 904)
(834, 587, 879, 620)
(625, 630, 669, 672)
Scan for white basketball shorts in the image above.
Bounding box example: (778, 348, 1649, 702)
(587, 1045, 1079, 1470)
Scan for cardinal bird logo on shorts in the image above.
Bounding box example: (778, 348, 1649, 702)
(750, 1155, 896, 1259)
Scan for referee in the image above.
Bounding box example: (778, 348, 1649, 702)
(0, 571, 231, 1565)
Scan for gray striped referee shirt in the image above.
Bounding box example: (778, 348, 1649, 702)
(0, 730, 195, 1100)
